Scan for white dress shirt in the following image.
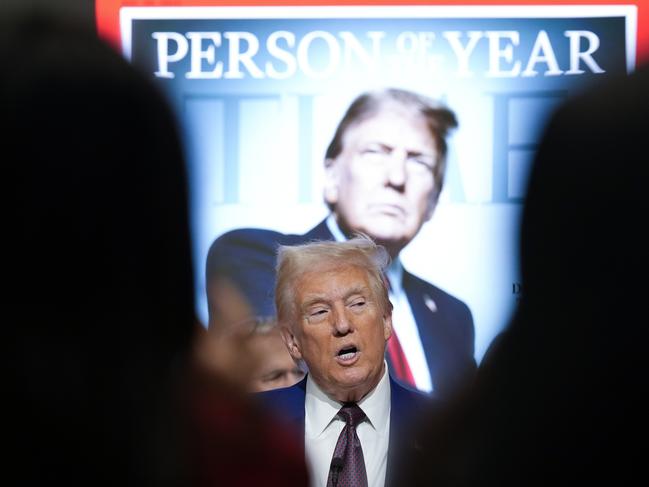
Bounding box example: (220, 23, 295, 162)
(326, 215, 433, 393)
(384, 260, 433, 393)
(304, 363, 391, 487)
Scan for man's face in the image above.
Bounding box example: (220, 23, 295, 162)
(281, 264, 392, 403)
(247, 328, 305, 392)
(325, 104, 439, 255)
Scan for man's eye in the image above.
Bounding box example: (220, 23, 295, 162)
(351, 300, 366, 308)
(261, 371, 283, 382)
(408, 156, 435, 170)
(360, 145, 389, 157)
(308, 309, 328, 319)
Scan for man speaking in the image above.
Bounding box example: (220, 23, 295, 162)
(207, 88, 476, 396)
(258, 238, 430, 487)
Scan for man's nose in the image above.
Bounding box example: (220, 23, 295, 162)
(332, 307, 352, 335)
(385, 148, 407, 189)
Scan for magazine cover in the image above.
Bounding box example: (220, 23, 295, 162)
(98, 1, 640, 366)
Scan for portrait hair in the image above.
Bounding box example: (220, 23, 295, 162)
(274, 235, 392, 328)
(324, 87, 458, 209)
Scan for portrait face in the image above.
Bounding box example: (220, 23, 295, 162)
(281, 264, 392, 403)
(325, 103, 439, 255)
(247, 327, 305, 392)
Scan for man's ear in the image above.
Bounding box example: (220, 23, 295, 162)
(383, 311, 393, 341)
(323, 158, 339, 206)
(280, 325, 303, 360)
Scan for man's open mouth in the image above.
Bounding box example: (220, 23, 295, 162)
(336, 346, 359, 363)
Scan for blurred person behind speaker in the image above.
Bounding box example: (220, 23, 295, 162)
(203, 275, 305, 392)
(246, 317, 306, 392)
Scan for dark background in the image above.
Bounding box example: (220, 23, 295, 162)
(2, 0, 95, 28)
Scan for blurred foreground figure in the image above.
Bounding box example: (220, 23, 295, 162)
(399, 66, 648, 486)
(3, 14, 306, 486)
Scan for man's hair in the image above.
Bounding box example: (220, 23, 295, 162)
(324, 87, 458, 208)
(275, 236, 392, 327)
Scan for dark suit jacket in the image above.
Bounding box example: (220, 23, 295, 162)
(255, 375, 434, 487)
(206, 219, 477, 396)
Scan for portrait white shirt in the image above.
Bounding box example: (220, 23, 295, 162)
(326, 215, 433, 393)
(304, 363, 391, 487)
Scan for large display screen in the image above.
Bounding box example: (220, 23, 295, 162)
(98, 1, 644, 363)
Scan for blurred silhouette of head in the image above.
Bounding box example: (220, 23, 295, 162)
(499, 66, 648, 484)
(3, 13, 195, 486)
(518, 67, 647, 380)
(399, 66, 649, 486)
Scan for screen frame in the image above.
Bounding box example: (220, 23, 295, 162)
(97, 0, 649, 66)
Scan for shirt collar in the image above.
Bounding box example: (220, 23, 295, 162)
(386, 256, 404, 297)
(325, 214, 347, 243)
(305, 361, 391, 437)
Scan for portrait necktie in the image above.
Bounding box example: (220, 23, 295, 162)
(386, 330, 417, 388)
(383, 275, 417, 389)
(327, 403, 368, 487)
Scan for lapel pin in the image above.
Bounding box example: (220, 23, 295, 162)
(424, 294, 437, 313)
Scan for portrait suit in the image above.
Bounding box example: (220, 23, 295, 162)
(206, 219, 477, 397)
(255, 375, 433, 487)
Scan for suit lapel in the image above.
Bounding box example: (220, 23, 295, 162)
(301, 218, 335, 241)
(291, 377, 307, 446)
(402, 271, 439, 389)
(388, 377, 406, 472)
(386, 377, 422, 487)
